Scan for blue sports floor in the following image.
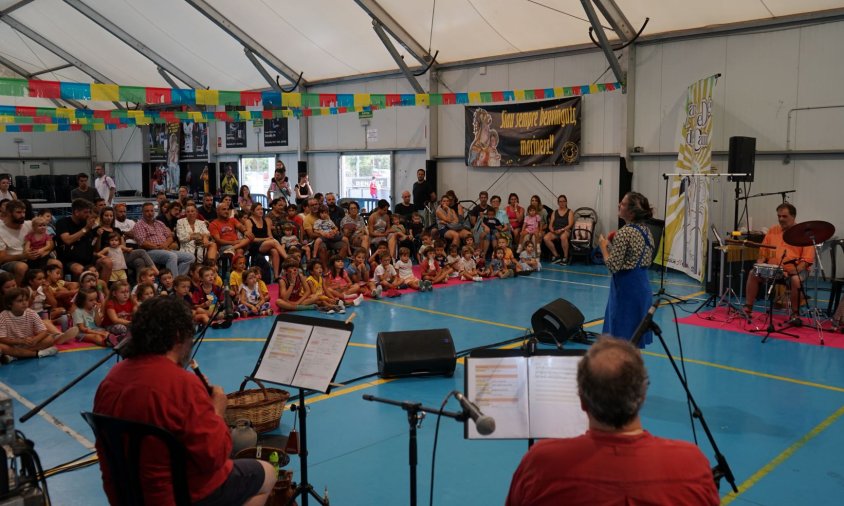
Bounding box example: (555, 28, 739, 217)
(1, 262, 842, 505)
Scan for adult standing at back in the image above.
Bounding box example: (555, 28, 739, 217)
(71, 172, 99, 204)
(506, 338, 719, 506)
(0, 175, 17, 201)
(598, 192, 656, 347)
(267, 160, 292, 204)
(94, 164, 116, 206)
(133, 203, 194, 276)
(412, 168, 434, 208)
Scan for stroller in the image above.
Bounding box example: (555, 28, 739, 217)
(570, 207, 598, 264)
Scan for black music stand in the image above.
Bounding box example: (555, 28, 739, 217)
(243, 314, 355, 506)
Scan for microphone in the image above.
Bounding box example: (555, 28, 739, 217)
(630, 301, 658, 347)
(454, 391, 495, 435)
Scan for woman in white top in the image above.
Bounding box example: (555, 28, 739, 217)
(176, 203, 216, 263)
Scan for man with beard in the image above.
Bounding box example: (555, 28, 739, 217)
(412, 168, 434, 208)
(0, 199, 36, 283)
(56, 199, 112, 281)
(92, 297, 275, 505)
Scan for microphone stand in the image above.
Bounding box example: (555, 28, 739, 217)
(362, 394, 468, 506)
(19, 337, 131, 423)
(632, 307, 739, 493)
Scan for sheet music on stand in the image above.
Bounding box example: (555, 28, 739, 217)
(251, 314, 353, 393)
(464, 349, 588, 440)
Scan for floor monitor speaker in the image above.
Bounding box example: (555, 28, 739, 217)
(531, 298, 585, 345)
(376, 328, 456, 378)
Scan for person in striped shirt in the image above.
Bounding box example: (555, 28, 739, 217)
(0, 287, 79, 363)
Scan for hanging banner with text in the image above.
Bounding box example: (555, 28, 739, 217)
(464, 97, 581, 167)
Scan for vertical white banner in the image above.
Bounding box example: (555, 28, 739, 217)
(657, 76, 718, 282)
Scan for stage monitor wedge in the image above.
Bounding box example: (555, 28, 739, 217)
(377, 328, 455, 378)
(728, 136, 755, 183)
(531, 298, 585, 345)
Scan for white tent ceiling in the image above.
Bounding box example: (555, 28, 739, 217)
(1, 0, 843, 109)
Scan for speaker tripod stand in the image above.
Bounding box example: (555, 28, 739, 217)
(694, 227, 746, 319)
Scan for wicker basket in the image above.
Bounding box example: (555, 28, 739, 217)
(225, 378, 290, 434)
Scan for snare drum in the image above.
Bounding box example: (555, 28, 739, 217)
(753, 263, 784, 280)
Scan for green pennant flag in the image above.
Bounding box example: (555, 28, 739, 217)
(429, 94, 442, 106)
(0, 78, 27, 96)
(302, 93, 320, 108)
(480, 92, 493, 103)
(219, 91, 241, 106)
(524, 89, 535, 100)
(119, 86, 146, 103)
(370, 94, 386, 107)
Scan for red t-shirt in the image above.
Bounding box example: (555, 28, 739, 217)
(93, 355, 233, 504)
(506, 430, 719, 506)
(208, 217, 240, 243)
(102, 299, 134, 327)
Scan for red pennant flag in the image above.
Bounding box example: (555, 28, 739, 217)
(385, 94, 402, 106)
(319, 94, 337, 107)
(70, 124, 83, 131)
(534, 89, 545, 99)
(442, 93, 456, 105)
(240, 91, 262, 106)
(491, 91, 504, 102)
(146, 87, 171, 104)
(262, 110, 274, 119)
(93, 110, 110, 119)
(15, 107, 36, 117)
(28, 80, 61, 98)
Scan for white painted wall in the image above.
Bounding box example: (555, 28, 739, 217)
(632, 19, 844, 243)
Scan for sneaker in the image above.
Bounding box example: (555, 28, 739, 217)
(336, 305, 346, 314)
(561, 257, 571, 265)
(373, 286, 383, 298)
(550, 255, 560, 264)
(0, 355, 17, 365)
(37, 346, 58, 358)
(473, 276, 483, 282)
(338, 300, 345, 309)
(352, 294, 364, 306)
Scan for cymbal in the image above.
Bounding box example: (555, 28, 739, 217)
(783, 220, 836, 247)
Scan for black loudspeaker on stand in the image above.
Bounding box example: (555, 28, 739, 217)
(727, 136, 756, 183)
(376, 329, 456, 378)
(297, 160, 308, 177)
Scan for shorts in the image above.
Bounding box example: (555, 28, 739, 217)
(109, 270, 128, 282)
(194, 459, 266, 506)
(0, 261, 25, 273)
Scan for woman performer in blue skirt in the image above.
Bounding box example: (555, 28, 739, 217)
(598, 192, 655, 348)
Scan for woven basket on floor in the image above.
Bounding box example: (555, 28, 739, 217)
(225, 378, 290, 434)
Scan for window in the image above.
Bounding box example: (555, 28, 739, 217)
(339, 154, 392, 209)
(240, 156, 275, 200)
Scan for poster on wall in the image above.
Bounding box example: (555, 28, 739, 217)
(148, 124, 169, 161)
(226, 121, 247, 148)
(464, 97, 581, 167)
(180, 122, 208, 159)
(264, 117, 288, 147)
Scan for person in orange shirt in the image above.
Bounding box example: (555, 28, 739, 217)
(744, 202, 814, 324)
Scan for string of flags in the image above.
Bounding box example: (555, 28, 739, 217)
(0, 77, 621, 132)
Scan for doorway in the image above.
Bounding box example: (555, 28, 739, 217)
(339, 153, 392, 211)
(240, 156, 275, 205)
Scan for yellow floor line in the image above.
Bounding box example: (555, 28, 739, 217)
(720, 404, 844, 505)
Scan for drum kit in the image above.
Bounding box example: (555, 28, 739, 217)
(742, 220, 836, 344)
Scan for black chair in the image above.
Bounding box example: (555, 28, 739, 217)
(827, 239, 844, 316)
(81, 411, 191, 506)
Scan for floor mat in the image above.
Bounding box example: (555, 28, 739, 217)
(675, 305, 843, 348)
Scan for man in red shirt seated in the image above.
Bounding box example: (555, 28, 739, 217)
(506, 338, 720, 506)
(209, 200, 252, 256)
(92, 297, 275, 505)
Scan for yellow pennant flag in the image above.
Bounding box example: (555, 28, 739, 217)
(91, 84, 119, 102)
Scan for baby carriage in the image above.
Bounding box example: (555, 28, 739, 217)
(570, 207, 598, 264)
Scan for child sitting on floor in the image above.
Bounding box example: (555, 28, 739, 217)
(306, 260, 344, 313)
(490, 247, 515, 279)
(326, 255, 365, 306)
(102, 280, 134, 344)
(276, 259, 319, 312)
(519, 241, 540, 272)
(373, 253, 402, 297)
(173, 275, 209, 325)
(71, 288, 111, 346)
(347, 248, 377, 298)
(0, 288, 78, 363)
(421, 247, 449, 288)
(458, 246, 483, 282)
(238, 268, 272, 317)
(395, 247, 421, 290)
(445, 243, 462, 278)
